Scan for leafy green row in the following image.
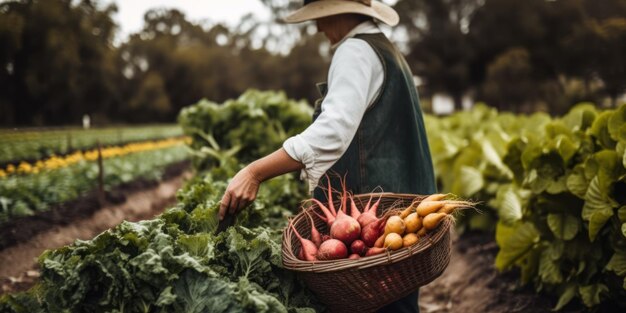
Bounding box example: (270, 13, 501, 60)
(0, 124, 182, 164)
(0, 170, 319, 313)
(0, 145, 188, 224)
(426, 103, 626, 309)
(0, 90, 318, 312)
(178, 89, 312, 172)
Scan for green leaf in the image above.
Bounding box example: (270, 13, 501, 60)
(555, 134, 578, 164)
(547, 213, 579, 240)
(619, 206, 626, 222)
(582, 176, 616, 241)
(566, 167, 589, 199)
(171, 270, 242, 313)
(579, 284, 608, 308)
(606, 249, 626, 276)
(590, 111, 616, 149)
(451, 165, 484, 197)
(491, 184, 523, 224)
(481, 140, 513, 179)
(495, 222, 540, 270)
(608, 104, 626, 141)
(539, 248, 563, 284)
(553, 284, 577, 311)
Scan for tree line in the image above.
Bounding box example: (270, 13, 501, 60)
(1, 0, 625, 126)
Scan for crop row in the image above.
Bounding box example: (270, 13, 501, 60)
(0, 140, 189, 224)
(426, 103, 626, 309)
(0, 124, 182, 164)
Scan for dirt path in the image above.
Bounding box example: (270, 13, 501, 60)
(0, 171, 191, 294)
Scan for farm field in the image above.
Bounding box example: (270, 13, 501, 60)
(1, 91, 624, 312)
(0, 125, 183, 164)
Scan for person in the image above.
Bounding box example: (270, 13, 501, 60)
(218, 0, 436, 312)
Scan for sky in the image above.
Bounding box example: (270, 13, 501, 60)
(102, 0, 272, 40)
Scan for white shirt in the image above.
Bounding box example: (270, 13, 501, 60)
(282, 21, 384, 192)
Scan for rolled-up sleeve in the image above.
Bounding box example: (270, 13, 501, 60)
(283, 38, 383, 192)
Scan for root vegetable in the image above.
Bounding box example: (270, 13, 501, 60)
(423, 212, 448, 230)
(422, 193, 448, 202)
(317, 239, 348, 260)
(399, 200, 419, 219)
(330, 209, 361, 245)
(438, 201, 473, 214)
(417, 227, 427, 237)
(402, 233, 419, 247)
(416, 200, 445, 217)
(349, 193, 361, 219)
(290, 220, 318, 261)
(365, 247, 387, 257)
(310, 198, 336, 227)
(403, 213, 421, 233)
(361, 218, 385, 247)
(357, 194, 382, 228)
(383, 233, 403, 250)
(305, 211, 322, 247)
(374, 234, 385, 248)
(349, 253, 360, 260)
(384, 216, 406, 236)
(350, 239, 366, 256)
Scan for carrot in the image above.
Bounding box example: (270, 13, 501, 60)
(423, 212, 448, 230)
(438, 201, 474, 215)
(417, 227, 427, 237)
(421, 193, 448, 202)
(416, 200, 445, 217)
(365, 247, 387, 257)
(399, 200, 420, 219)
(374, 234, 385, 248)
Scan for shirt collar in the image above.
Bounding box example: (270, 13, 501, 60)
(331, 20, 381, 50)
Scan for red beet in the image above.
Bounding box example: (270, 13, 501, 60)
(316, 239, 348, 260)
(350, 239, 366, 256)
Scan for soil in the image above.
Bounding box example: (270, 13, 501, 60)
(0, 163, 192, 295)
(419, 230, 621, 313)
(1, 175, 622, 312)
(0, 160, 190, 250)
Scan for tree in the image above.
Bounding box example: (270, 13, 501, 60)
(395, 0, 481, 110)
(0, 0, 119, 126)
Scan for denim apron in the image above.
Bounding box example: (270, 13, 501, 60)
(312, 33, 436, 313)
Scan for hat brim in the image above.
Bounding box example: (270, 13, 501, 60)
(282, 1, 399, 26)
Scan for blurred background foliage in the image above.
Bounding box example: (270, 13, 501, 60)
(1, 0, 625, 126)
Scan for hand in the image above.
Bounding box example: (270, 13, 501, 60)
(219, 166, 261, 220)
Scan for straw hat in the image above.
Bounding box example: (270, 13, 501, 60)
(283, 0, 399, 26)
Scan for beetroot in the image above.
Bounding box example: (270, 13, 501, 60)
(316, 239, 348, 260)
(290, 220, 318, 261)
(305, 211, 322, 247)
(330, 209, 361, 245)
(361, 218, 385, 247)
(350, 239, 366, 256)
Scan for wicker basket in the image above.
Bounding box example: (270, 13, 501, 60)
(282, 192, 452, 313)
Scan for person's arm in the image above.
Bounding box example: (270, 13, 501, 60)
(218, 148, 304, 220)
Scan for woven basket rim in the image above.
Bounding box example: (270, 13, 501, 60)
(282, 192, 452, 273)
